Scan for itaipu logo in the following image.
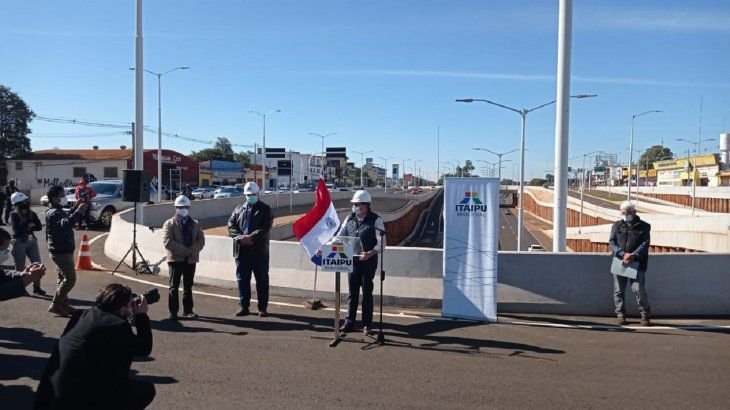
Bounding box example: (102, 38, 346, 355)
(455, 192, 488, 216)
(323, 245, 352, 267)
(325, 217, 338, 229)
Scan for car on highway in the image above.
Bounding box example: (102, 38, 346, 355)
(62, 180, 157, 228)
(213, 186, 244, 199)
(527, 244, 545, 252)
(408, 187, 422, 194)
(40, 187, 75, 207)
(192, 187, 214, 199)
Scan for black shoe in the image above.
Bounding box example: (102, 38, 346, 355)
(168, 313, 179, 321)
(258, 310, 268, 318)
(235, 307, 250, 317)
(33, 288, 47, 296)
(339, 321, 354, 332)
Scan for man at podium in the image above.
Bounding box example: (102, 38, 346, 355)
(335, 190, 386, 336)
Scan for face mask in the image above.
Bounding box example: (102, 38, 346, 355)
(622, 214, 634, 223)
(0, 248, 11, 264)
(352, 205, 361, 214)
(177, 208, 189, 218)
(246, 196, 258, 205)
(59, 196, 68, 206)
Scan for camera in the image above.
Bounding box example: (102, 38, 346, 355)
(132, 288, 160, 305)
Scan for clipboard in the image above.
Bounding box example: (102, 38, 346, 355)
(611, 257, 639, 279)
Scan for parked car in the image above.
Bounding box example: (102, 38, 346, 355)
(213, 186, 244, 199)
(527, 244, 545, 252)
(62, 180, 157, 228)
(192, 187, 214, 199)
(408, 187, 422, 194)
(40, 187, 75, 207)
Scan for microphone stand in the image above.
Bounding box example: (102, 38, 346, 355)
(363, 227, 410, 349)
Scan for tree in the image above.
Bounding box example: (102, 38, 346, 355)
(189, 137, 236, 162)
(455, 160, 475, 177)
(0, 85, 34, 158)
(233, 151, 250, 168)
(639, 145, 673, 169)
(529, 178, 547, 186)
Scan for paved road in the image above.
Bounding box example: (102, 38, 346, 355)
(2, 229, 728, 409)
(499, 208, 541, 251)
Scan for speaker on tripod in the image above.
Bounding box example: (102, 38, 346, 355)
(122, 170, 150, 203)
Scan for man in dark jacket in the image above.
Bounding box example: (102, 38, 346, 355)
(228, 182, 273, 317)
(45, 185, 88, 316)
(0, 228, 47, 301)
(35, 283, 155, 410)
(608, 201, 652, 326)
(4, 179, 19, 224)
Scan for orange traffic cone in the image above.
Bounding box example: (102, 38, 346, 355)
(75, 234, 95, 270)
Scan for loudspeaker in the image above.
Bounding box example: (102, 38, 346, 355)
(122, 170, 150, 202)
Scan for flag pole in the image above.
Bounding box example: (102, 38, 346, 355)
(306, 264, 323, 309)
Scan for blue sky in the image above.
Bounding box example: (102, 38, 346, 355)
(3, 0, 729, 181)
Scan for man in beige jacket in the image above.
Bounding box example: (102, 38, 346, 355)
(162, 195, 205, 320)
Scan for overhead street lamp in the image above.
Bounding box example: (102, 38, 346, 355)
(677, 137, 715, 214)
(578, 150, 605, 233)
(130, 66, 190, 202)
(353, 150, 373, 188)
(474, 160, 497, 177)
(309, 132, 336, 183)
(472, 148, 518, 185)
(378, 156, 393, 192)
(627, 110, 662, 201)
(459, 93, 597, 252)
(249, 109, 281, 189)
(402, 158, 412, 187)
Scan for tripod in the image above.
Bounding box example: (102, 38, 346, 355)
(113, 202, 151, 275)
(363, 228, 410, 349)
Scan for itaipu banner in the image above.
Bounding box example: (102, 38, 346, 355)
(442, 177, 499, 321)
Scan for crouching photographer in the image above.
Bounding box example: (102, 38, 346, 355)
(35, 284, 158, 410)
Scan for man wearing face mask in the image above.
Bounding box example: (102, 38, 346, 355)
(35, 283, 155, 410)
(45, 185, 88, 316)
(0, 229, 47, 301)
(228, 181, 273, 317)
(9, 192, 45, 295)
(609, 201, 652, 326)
(161, 195, 205, 320)
(335, 190, 385, 335)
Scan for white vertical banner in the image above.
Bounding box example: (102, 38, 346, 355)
(442, 177, 499, 321)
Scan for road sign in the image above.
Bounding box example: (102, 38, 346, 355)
(326, 147, 347, 158)
(265, 148, 286, 158)
(277, 160, 292, 176)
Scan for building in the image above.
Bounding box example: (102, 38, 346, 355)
(653, 153, 720, 187)
(7, 148, 198, 201)
(249, 151, 327, 188)
(199, 160, 244, 187)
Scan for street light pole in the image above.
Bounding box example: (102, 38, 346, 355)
(677, 137, 715, 214)
(309, 132, 336, 183)
(249, 109, 281, 189)
(627, 110, 662, 201)
(458, 94, 596, 252)
(378, 156, 392, 192)
(579, 150, 604, 233)
(353, 150, 373, 188)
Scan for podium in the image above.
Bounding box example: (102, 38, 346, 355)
(319, 236, 362, 347)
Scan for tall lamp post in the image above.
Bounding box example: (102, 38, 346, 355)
(309, 132, 336, 183)
(458, 93, 596, 252)
(130, 66, 190, 202)
(472, 148, 518, 185)
(677, 137, 715, 214)
(249, 109, 281, 189)
(378, 156, 393, 192)
(353, 150, 373, 188)
(578, 150, 605, 233)
(627, 110, 662, 201)
(413, 160, 422, 186)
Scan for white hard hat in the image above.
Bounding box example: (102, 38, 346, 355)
(174, 195, 191, 207)
(243, 182, 260, 195)
(351, 190, 372, 203)
(11, 192, 29, 205)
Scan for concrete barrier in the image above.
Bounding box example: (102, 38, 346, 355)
(105, 208, 730, 316)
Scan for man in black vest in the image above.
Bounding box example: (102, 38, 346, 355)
(336, 190, 386, 336)
(228, 182, 274, 317)
(608, 201, 652, 326)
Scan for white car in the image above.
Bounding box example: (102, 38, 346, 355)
(192, 187, 214, 199)
(40, 187, 75, 206)
(214, 186, 244, 199)
(527, 244, 545, 252)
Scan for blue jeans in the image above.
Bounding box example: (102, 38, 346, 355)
(12, 236, 42, 288)
(235, 253, 269, 311)
(613, 270, 651, 318)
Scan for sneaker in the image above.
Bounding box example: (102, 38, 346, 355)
(339, 321, 354, 332)
(616, 316, 627, 326)
(235, 307, 250, 317)
(640, 317, 651, 327)
(33, 288, 47, 296)
(48, 304, 69, 317)
(362, 326, 373, 336)
(183, 312, 198, 319)
(258, 310, 268, 318)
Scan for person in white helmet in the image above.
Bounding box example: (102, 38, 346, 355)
(335, 189, 385, 335)
(227, 181, 273, 317)
(8, 192, 45, 295)
(161, 195, 206, 320)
